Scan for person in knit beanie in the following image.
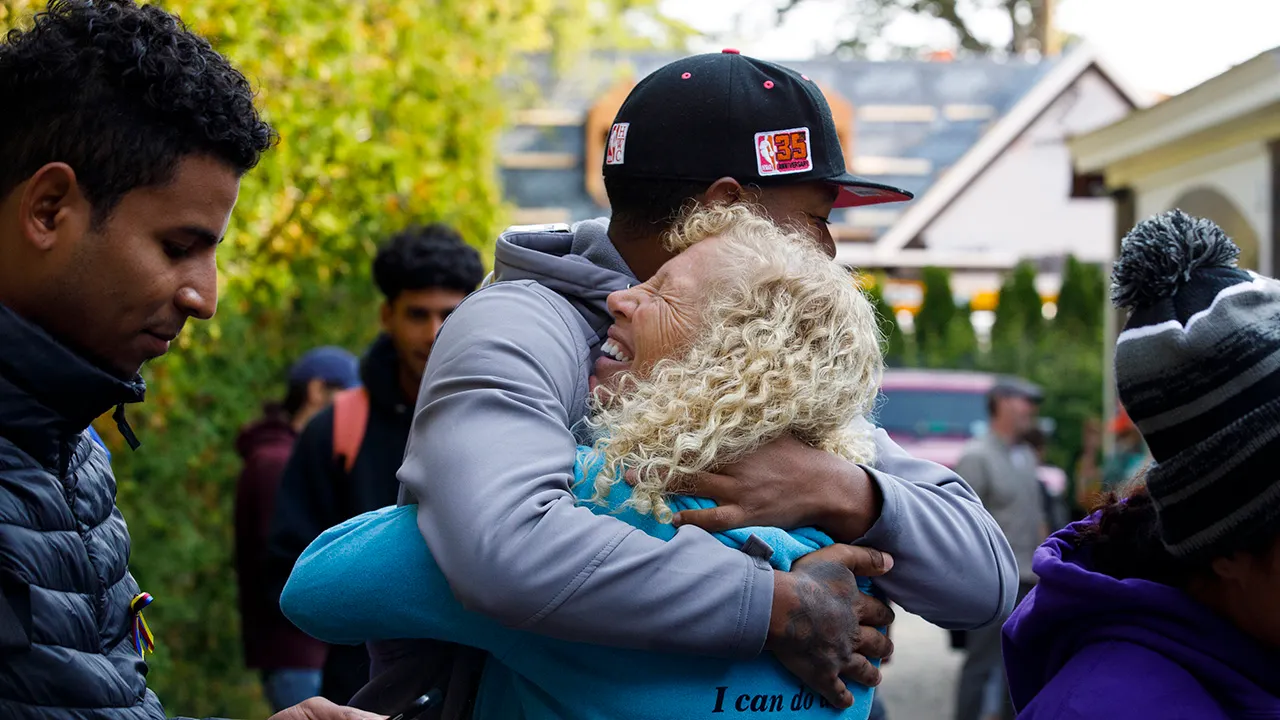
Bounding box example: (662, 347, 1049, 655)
(999, 209, 1280, 719)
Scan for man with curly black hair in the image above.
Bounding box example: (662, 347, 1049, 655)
(267, 223, 483, 705)
(0, 2, 377, 719)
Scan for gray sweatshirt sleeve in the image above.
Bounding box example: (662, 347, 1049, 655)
(856, 428, 1017, 629)
(398, 283, 774, 658)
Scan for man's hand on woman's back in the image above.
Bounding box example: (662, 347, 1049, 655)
(768, 545, 895, 709)
(669, 433, 900, 707)
(671, 434, 882, 542)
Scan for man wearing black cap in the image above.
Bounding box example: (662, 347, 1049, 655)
(953, 377, 1049, 720)
(383, 52, 1016, 717)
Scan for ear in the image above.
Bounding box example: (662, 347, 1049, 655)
(1210, 552, 1258, 586)
(701, 177, 745, 206)
(305, 377, 329, 408)
(18, 163, 89, 252)
(380, 300, 394, 333)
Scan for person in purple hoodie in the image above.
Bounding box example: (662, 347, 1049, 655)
(1002, 209, 1280, 719)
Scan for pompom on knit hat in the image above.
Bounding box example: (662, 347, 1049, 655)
(1112, 209, 1280, 559)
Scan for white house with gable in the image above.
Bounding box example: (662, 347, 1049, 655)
(838, 44, 1152, 312)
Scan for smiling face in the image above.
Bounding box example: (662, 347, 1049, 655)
(599, 234, 729, 386)
(587, 203, 885, 521)
(0, 155, 238, 378)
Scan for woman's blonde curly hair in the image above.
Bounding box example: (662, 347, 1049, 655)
(587, 203, 885, 522)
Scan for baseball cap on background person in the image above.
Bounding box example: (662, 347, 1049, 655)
(602, 50, 913, 209)
(988, 376, 1044, 405)
(289, 346, 361, 389)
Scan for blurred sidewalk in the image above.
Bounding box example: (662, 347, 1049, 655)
(878, 608, 965, 720)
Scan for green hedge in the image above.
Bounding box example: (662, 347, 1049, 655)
(882, 260, 1107, 485)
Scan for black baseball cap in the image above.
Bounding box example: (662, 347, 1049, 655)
(988, 376, 1044, 404)
(602, 50, 913, 208)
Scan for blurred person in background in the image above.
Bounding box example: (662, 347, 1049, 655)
(1026, 426, 1070, 532)
(1101, 408, 1148, 492)
(235, 347, 359, 711)
(1074, 408, 1149, 513)
(267, 224, 483, 704)
(953, 378, 1048, 720)
(1073, 418, 1103, 516)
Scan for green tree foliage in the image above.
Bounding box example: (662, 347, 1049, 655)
(1055, 255, 1104, 336)
(862, 258, 1106, 501)
(913, 266, 977, 369)
(989, 261, 1043, 376)
(947, 300, 979, 369)
(984, 259, 1106, 484)
(862, 274, 906, 365)
(915, 266, 956, 364)
(0, 0, 684, 715)
(1037, 258, 1107, 476)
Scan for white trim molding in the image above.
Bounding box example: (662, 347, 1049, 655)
(1071, 48, 1280, 174)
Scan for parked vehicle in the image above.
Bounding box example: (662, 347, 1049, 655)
(873, 369, 999, 469)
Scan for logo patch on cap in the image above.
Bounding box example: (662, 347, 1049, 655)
(605, 123, 629, 166)
(754, 127, 812, 176)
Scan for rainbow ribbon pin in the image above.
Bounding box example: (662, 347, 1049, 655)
(130, 592, 155, 658)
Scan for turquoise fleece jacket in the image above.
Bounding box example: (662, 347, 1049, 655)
(283, 447, 879, 719)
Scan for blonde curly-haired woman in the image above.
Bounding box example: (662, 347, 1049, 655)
(283, 205, 892, 720)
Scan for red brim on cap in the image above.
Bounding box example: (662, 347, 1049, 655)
(828, 173, 914, 208)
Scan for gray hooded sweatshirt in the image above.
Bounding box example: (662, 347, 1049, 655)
(398, 219, 1017, 660)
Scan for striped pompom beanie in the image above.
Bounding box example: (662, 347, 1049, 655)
(1112, 209, 1280, 559)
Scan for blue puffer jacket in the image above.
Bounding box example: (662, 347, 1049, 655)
(0, 303, 166, 720)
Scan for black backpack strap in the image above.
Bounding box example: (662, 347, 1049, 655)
(351, 639, 460, 717)
(439, 647, 487, 720)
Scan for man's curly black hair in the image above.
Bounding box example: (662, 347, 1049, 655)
(0, 0, 275, 224)
(373, 223, 485, 302)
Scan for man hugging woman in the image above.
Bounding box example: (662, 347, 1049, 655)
(283, 203, 894, 719)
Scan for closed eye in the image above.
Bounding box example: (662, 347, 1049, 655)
(163, 241, 192, 259)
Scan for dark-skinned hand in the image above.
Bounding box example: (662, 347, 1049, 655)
(268, 697, 386, 720)
(767, 544, 896, 709)
(671, 434, 882, 543)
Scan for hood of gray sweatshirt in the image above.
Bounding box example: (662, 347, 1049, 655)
(489, 219, 633, 360)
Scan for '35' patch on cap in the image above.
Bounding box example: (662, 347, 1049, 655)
(754, 127, 812, 176)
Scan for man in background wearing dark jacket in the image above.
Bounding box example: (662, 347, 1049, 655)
(268, 225, 483, 704)
(0, 2, 375, 719)
(235, 347, 360, 712)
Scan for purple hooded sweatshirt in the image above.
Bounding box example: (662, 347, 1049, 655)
(1002, 518, 1280, 719)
